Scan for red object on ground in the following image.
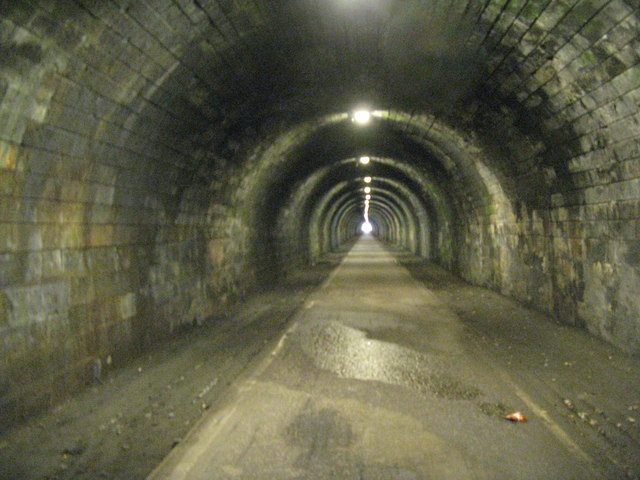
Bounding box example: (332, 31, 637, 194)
(505, 411, 526, 422)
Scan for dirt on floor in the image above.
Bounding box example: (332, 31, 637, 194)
(399, 254, 640, 479)
(0, 262, 340, 480)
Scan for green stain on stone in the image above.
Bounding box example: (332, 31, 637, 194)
(485, 202, 496, 216)
(625, 242, 640, 268)
(520, 0, 549, 23)
(0, 291, 12, 326)
(577, 49, 598, 66)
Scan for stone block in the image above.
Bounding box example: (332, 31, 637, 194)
(0, 222, 17, 252)
(118, 292, 137, 320)
(69, 277, 95, 307)
(4, 281, 69, 326)
(58, 224, 82, 249)
(208, 238, 226, 265)
(0, 140, 17, 170)
(89, 225, 114, 247)
(22, 251, 43, 282)
(92, 271, 129, 299)
(40, 249, 63, 278)
(69, 276, 96, 306)
(0, 290, 10, 327)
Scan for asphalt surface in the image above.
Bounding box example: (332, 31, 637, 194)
(149, 236, 639, 480)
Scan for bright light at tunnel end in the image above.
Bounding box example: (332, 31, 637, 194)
(359, 156, 370, 165)
(361, 221, 373, 234)
(352, 110, 371, 124)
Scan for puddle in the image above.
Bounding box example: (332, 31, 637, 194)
(298, 320, 481, 401)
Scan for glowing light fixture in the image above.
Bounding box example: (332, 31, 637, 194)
(359, 156, 370, 165)
(361, 221, 373, 234)
(365, 194, 371, 200)
(364, 176, 372, 183)
(353, 110, 371, 124)
(364, 186, 371, 194)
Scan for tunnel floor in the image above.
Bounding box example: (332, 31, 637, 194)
(148, 237, 639, 480)
(2, 238, 639, 480)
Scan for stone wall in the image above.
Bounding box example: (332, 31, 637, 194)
(0, 2, 238, 426)
(457, 0, 640, 351)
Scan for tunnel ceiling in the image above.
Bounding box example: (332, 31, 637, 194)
(3, 1, 633, 154)
(3, 0, 636, 198)
(1, 0, 640, 427)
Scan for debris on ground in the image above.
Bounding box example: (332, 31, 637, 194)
(505, 411, 526, 422)
(196, 378, 218, 399)
(62, 443, 87, 457)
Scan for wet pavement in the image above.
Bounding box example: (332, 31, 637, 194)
(149, 236, 639, 480)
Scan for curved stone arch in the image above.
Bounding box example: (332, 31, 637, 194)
(327, 194, 398, 250)
(358, 189, 420, 252)
(314, 178, 419, 255)
(336, 201, 397, 243)
(333, 199, 398, 247)
(335, 196, 404, 247)
(327, 186, 416, 253)
(237, 112, 516, 284)
(277, 155, 445, 266)
(298, 159, 432, 258)
(370, 177, 434, 257)
(370, 156, 452, 260)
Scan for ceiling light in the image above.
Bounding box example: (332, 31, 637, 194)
(364, 176, 371, 183)
(353, 110, 371, 124)
(359, 156, 370, 165)
(364, 186, 371, 194)
(365, 194, 371, 200)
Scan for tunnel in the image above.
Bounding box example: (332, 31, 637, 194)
(1, 1, 640, 478)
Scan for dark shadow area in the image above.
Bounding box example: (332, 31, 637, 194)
(0, 257, 346, 480)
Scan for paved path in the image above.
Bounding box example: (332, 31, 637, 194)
(149, 236, 633, 479)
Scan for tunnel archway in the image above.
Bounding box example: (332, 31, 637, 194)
(1, 0, 639, 431)
(237, 113, 515, 286)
